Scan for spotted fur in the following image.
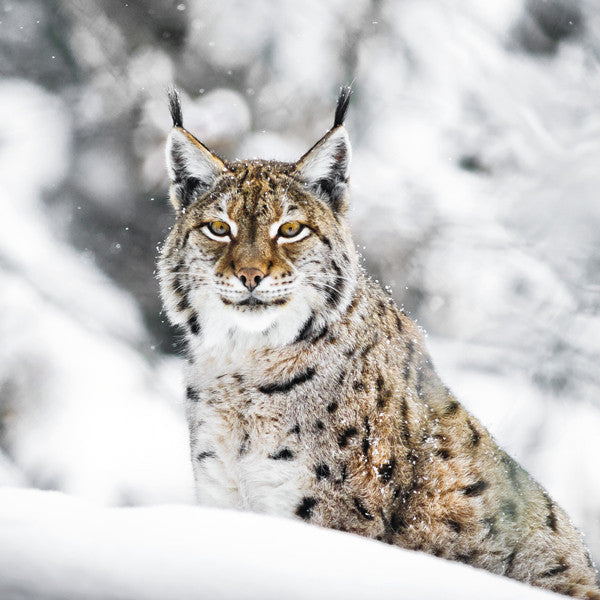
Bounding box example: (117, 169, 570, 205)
(158, 88, 600, 599)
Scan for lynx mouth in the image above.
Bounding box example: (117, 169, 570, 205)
(219, 295, 289, 309)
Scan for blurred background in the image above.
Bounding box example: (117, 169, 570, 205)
(0, 0, 599, 561)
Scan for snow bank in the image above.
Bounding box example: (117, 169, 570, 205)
(0, 487, 557, 599)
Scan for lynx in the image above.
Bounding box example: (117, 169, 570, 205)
(157, 87, 600, 599)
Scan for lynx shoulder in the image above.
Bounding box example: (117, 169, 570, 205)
(158, 88, 600, 599)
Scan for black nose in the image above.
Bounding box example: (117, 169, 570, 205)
(236, 267, 265, 291)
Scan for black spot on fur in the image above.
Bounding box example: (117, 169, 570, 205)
(338, 427, 358, 447)
(362, 417, 371, 456)
(400, 397, 411, 443)
(326, 401, 338, 413)
(196, 451, 215, 462)
(378, 459, 396, 483)
(390, 510, 407, 534)
(463, 480, 489, 497)
(375, 375, 384, 390)
(186, 386, 200, 402)
(239, 432, 250, 456)
(296, 497, 318, 520)
(501, 499, 518, 520)
(353, 497, 374, 520)
(352, 380, 365, 392)
(446, 519, 462, 533)
(435, 448, 452, 460)
(505, 549, 518, 576)
(315, 464, 331, 480)
(345, 295, 359, 316)
(541, 562, 569, 578)
(467, 419, 481, 446)
(315, 420, 325, 431)
(483, 516, 497, 537)
(269, 448, 294, 460)
(544, 493, 558, 532)
(360, 335, 378, 358)
(444, 400, 459, 415)
(188, 314, 201, 335)
(456, 551, 477, 564)
(377, 387, 391, 409)
(289, 423, 301, 435)
(395, 313, 403, 333)
(312, 325, 329, 343)
(501, 453, 521, 491)
(259, 367, 316, 394)
(380, 508, 408, 540)
(176, 293, 190, 312)
(340, 464, 348, 482)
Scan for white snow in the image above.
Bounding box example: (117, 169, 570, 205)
(0, 487, 557, 600)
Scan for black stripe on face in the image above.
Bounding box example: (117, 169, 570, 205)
(258, 367, 316, 394)
(188, 313, 201, 335)
(294, 313, 315, 343)
(325, 260, 344, 308)
(176, 293, 190, 312)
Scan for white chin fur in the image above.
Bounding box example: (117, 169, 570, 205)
(191, 291, 313, 357)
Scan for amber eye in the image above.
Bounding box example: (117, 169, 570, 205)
(207, 221, 231, 237)
(278, 221, 303, 238)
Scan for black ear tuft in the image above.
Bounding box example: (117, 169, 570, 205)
(167, 87, 183, 128)
(333, 85, 352, 129)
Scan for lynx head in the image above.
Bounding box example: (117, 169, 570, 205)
(158, 87, 358, 352)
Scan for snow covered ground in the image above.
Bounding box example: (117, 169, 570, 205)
(0, 487, 557, 599)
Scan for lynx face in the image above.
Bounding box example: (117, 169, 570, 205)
(158, 89, 358, 349)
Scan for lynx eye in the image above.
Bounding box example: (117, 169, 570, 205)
(207, 221, 230, 236)
(278, 221, 303, 238)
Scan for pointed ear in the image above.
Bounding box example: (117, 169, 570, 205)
(165, 89, 228, 211)
(294, 86, 352, 213)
